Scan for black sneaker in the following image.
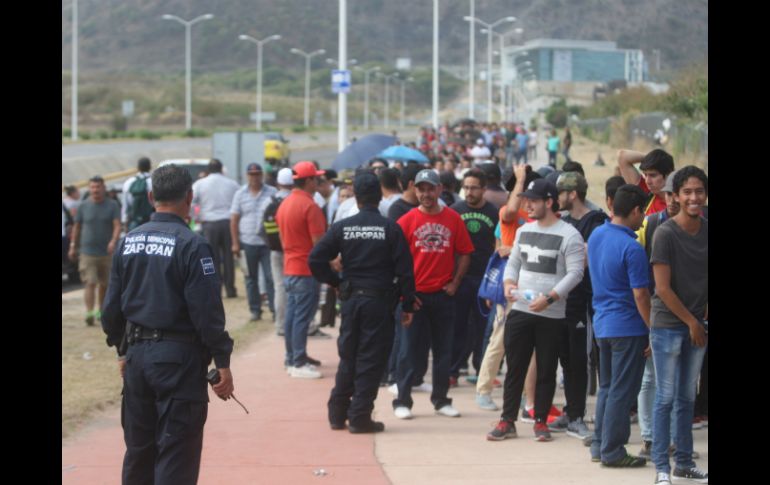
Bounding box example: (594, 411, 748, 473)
(672, 467, 708, 483)
(487, 419, 517, 441)
(306, 356, 321, 366)
(348, 421, 385, 434)
(639, 440, 652, 460)
(601, 453, 646, 468)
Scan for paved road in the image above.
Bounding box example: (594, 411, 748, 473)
(61, 131, 378, 185)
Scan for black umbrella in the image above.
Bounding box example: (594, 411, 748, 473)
(331, 134, 398, 171)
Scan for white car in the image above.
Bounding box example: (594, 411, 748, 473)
(158, 159, 210, 233)
(158, 159, 211, 180)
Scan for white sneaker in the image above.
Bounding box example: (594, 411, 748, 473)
(476, 393, 499, 411)
(435, 405, 461, 417)
(394, 406, 413, 419)
(290, 364, 321, 379)
(654, 472, 672, 485)
(387, 383, 399, 395)
(412, 382, 433, 393)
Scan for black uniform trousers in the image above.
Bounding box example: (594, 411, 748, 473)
(202, 220, 236, 297)
(122, 340, 208, 485)
(328, 294, 395, 427)
(501, 310, 565, 423)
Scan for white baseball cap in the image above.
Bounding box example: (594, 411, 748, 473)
(277, 168, 294, 186)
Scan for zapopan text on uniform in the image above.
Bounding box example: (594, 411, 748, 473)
(342, 226, 386, 240)
(123, 233, 177, 257)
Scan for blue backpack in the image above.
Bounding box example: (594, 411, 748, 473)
(477, 252, 509, 317)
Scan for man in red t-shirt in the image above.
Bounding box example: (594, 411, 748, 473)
(617, 149, 675, 215)
(276, 161, 328, 379)
(393, 169, 474, 420)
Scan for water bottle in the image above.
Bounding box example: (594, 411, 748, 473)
(509, 288, 538, 302)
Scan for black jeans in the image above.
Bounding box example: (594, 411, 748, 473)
(385, 304, 430, 385)
(393, 290, 455, 410)
(328, 294, 394, 427)
(501, 310, 564, 423)
(202, 220, 236, 296)
(559, 315, 589, 420)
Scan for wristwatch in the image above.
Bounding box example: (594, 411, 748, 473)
(545, 295, 555, 305)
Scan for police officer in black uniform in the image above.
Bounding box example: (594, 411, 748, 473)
(102, 164, 235, 484)
(309, 170, 417, 433)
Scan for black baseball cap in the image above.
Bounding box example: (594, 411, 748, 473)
(518, 178, 558, 201)
(353, 172, 382, 198)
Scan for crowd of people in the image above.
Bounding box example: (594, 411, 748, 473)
(66, 119, 707, 484)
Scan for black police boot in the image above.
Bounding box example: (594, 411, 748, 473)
(330, 420, 346, 430)
(348, 420, 385, 434)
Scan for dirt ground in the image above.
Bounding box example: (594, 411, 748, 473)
(61, 267, 272, 440)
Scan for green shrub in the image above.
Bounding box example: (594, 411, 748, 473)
(62, 128, 72, 138)
(80, 131, 92, 140)
(291, 125, 308, 133)
(138, 129, 161, 140)
(183, 128, 208, 138)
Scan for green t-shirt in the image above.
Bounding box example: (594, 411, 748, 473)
(75, 198, 120, 256)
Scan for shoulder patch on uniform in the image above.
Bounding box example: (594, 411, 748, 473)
(201, 257, 216, 275)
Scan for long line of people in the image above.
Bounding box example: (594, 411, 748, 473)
(67, 120, 707, 485)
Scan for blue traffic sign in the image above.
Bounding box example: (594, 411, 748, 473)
(331, 69, 351, 94)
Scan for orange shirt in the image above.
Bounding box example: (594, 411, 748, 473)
(499, 207, 530, 247)
(275, 189, 327, 276)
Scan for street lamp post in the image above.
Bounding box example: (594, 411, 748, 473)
(468, 0, 475, 119)
(432, 0, 439, 129)
(355, 66, 380, 130)
(70, 0, 78, 140)
(161, 13, 214, 131)
(379, 72, 399, 130)
(338, 0, 347, 152)
(239, 34, 281, 131)
(398, 77, 414, 129)
(290, 47, 326, 127)
(464, 15, 516, 122)
(326, 58, 357, 67)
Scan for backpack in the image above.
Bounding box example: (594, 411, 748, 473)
(127, 175, 154, 230)
(260, 195, 285, 251)
(477, 252, 509, 317)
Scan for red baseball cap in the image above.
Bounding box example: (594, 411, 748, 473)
(292, 161, 325, 180)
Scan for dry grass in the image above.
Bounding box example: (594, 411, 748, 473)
(61, 269, 272, 440)
(566, 131, 706, 208)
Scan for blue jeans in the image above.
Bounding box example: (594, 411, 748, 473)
(284, 275, 320, 367)
(393, 290, 455, 410)
(590, 335, 647, 463)
(651, 326, 707, 473)
(242, 243, 275, 316)
(638, 357, 656, 442)
(450, 276, 485, 377)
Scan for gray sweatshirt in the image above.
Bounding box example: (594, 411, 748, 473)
(503, 219, 585, 319)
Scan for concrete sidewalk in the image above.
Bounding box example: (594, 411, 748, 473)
(62, 322, 708, 484)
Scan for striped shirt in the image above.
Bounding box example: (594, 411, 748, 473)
(230, 184, 277, 246)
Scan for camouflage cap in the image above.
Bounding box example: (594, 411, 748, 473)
(556, 171, 588, 193)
